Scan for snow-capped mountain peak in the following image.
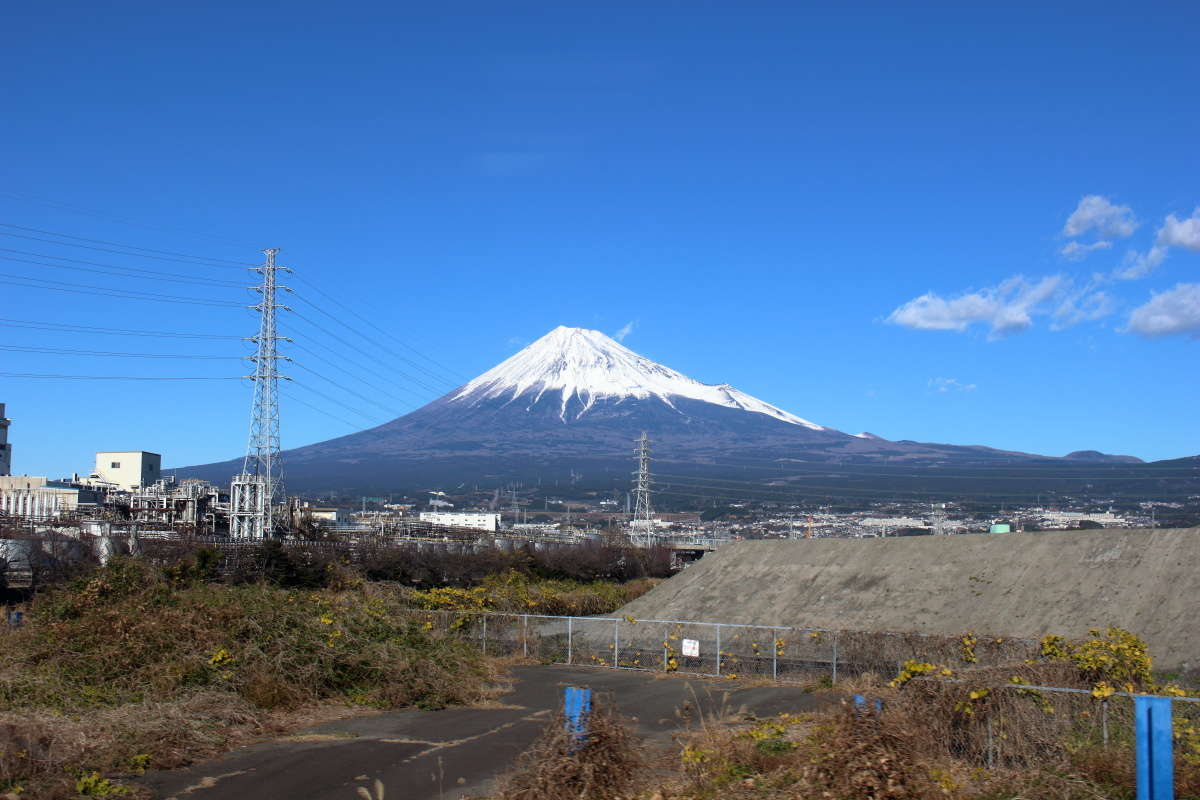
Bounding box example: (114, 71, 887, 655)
(450, 326, 824, 429)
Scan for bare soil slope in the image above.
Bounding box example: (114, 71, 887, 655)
(616, 528, 1199, 672)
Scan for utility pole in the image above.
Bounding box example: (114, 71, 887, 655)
(632, 431, 653, 547)
(231, 249, 292, 540)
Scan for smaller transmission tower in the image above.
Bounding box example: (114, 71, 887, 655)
(231, 248, 292, 540)
(632, 431, 654, 546)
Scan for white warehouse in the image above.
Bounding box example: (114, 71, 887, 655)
(419, 512, 500, 531)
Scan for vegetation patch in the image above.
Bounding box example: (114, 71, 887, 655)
(0, 558, 497, 798)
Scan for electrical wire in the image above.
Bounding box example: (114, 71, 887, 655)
(288, 294, 459, 391)
(0, 372, 242, 380)
(0, 249, 249, 287)
(290, 361, 409, 416)
(285, 340, 419, 412)
(0, 273, 246, 307)
(0, 317, 243, 339)
(290, 275, 466, 383)
(0, 222, 253, 267)
(284, 311, 449, 397)
(0, 344, 243, 360)
(288, 380, 389, 425)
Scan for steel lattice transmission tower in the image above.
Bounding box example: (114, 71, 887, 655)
(231, 248, 292, 540)
(632, 431, 654, 546)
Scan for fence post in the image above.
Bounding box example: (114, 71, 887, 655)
(986, 714, 994, 769)
(831, 632, 839, 685)
(567, 617, 573, 665)
(1135, 695, 1173, 800)
(715, 624, 722, 676)
(613, 618, 619, 668)
(481, 615, 487, 656)
(522, 615, 529, 659)
(772, 628, 778, 681)
(1102, 697, 1109, 748)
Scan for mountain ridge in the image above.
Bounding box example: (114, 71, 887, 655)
(174, 326, 1152, 493)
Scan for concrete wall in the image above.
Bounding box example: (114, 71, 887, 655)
(617, 528, 1200, 672)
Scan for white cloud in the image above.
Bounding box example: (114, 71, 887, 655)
(613, 321, 635, 342)
(1051, 287, 1115, 329)
(887, 275, 1064, 338)
(1125, 283, 1200, 338)
(1157, 207, 1200, 251)
(1062, 195, 1138, 239)
(1115, 245, 1168, 280)
(1060, 240, 1112, 260)
(928, 377, 976, 393)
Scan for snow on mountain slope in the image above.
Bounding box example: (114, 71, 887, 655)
(450, 326, 825, 429)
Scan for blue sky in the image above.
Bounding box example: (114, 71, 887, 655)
(1, 0, 1197, 477)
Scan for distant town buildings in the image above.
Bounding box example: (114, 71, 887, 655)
(418, 511, 500, 531)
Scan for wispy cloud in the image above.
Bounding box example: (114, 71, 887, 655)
(928, 377, 977, 393)
(1126, 284, 1200, 338)
(887, 275, 1066, 338)
(1062, 195, 1138, 239)
(1115, 245, 1168, 280)
(613, 320, 635, 342)
(1158, 207, 1200, 251)
(1060, 240, 1112, 260)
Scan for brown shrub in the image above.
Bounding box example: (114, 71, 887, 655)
(495, 697, 642, 800)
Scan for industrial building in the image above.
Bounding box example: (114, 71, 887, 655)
(0, 403, 11, 476)
(0, 475, 105, 520)
(94, 451, 161, 491)
(128, 477, 225, 532)
(418, 511, 500, 531)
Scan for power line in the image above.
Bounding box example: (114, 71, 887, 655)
(0, 249, 248, 287)
(0, 344, 243, 360)
(288, 380, 388, 425)
(0, 191, 258, 253)
(0, 222, 252, 267)
(290, 361, 409, 417)
(282, 387, 376, 432)
(0, 273, 245, 307)
(0, 372, 242, 380)
(285, 310, 449, 396)
(290, 276, 466, 384)
(0, 317, 243, 339)
(284, 340, 420, 412)
(279, 326, 437, 403)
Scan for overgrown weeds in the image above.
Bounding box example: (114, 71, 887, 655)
(0, 558, 497, 798)
(493, 696, 642, 800)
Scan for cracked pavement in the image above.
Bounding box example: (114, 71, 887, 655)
(141, 664, 827, 800)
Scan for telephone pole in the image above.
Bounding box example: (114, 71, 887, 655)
(231, 248, 292, 540)
(632, 431, 653, 546)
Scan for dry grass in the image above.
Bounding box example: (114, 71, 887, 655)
(493, 696, 643, 800)
(0, 558, 500, 799)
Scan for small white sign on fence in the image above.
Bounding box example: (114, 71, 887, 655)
(681, 638, 700, 658)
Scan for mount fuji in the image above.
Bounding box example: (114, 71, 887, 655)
(177, 326, 1142, 493)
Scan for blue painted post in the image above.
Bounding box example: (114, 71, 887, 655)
(1135, 695, 1174, 800)
(564, 686, 592, 749)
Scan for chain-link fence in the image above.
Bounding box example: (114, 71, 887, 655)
(410, 610, 1043, 683)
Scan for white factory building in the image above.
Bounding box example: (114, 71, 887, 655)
(93, 451, 162, 491)
(419, 511, 501, 531)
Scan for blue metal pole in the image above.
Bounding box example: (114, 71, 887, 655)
(564, 686, 592, 749)
(1135, 695, 1174, 800)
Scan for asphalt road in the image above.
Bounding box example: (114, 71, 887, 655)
(141, 665, 827, 800)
